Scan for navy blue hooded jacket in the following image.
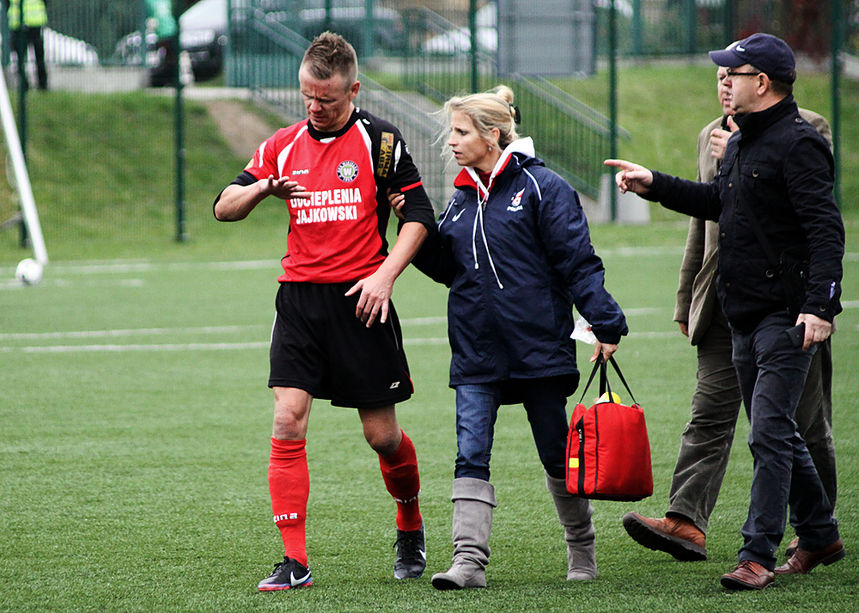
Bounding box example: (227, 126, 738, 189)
(411, 138, 628, 392)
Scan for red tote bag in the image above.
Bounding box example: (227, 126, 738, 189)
(566, 356, 653, 501)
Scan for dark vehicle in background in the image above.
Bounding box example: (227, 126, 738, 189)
(177, 0, 230, 82)
(113, 0, 404, 86)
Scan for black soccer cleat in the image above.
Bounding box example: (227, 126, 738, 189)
(394, 521, 427, 579)
(257, 556, 313, 591)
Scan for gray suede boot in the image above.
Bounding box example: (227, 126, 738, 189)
(431, 477, 497, 590)
(546, 474, 597, 580)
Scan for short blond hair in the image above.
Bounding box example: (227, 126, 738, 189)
(442, 85, 520, 149)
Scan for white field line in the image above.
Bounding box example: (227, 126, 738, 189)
(0, 318, 447, 342)
(0, 325, 260, 341)
(2, 250, 857, 276)
(1, 252, 854, 352)
(1, 300, 853, 354)
(37, 260, 276, 274)
(0, 260, 278, 287)
(0, 338, 453, 353)
(0, 330, 677, 354)
(0, 319, 452, 353)
(7, 341, 272, 353)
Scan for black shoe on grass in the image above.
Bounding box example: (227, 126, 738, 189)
(257, 556, 313, 591)
(394, 522, 426, 579)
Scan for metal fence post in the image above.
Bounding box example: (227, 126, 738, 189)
(174, 0, 187, 242)
(632, 0, 642, 55)
(1, 5, 9, 67)
(609, 0, 618, 222)
(469, 0, 477, 93)
(14, 12, 29, 246)
(723, 0, 734, 46)
(363, 0, 374, 58)
(831, 0, 843, 209)
(684, 0, 696, 55)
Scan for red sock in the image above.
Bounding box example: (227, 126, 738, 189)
(378, 430, 422, 531)
(268, 437, 309, 567)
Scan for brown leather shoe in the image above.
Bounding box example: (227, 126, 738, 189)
(775, 539, 845, 575)
(721, 560, 775, 590)
(621, 512, 706, 561)
(785, 536, 799, 559)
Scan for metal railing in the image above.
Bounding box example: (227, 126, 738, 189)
(402, 6, 497, 100)
(402, 4, 616, 200)
(514, 75, 629, 200)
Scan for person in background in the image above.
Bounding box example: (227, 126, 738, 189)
(214, 32, 435, 591)
(621, 60, 837, 564)
(6, 0, 49, 91)
(392, 85, 627, 590)
(145, 0, 178, 87)
(606, 33, 844, 591)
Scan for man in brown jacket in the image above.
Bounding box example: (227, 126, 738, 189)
(621, 64, 837, 562)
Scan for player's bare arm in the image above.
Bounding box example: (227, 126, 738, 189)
(214, 175, 309, 221)
(346, 222, 429, 327)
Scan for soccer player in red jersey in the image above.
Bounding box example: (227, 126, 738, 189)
(213, 32, 436, 591)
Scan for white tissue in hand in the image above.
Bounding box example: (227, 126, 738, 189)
(571, 316, 596, 344)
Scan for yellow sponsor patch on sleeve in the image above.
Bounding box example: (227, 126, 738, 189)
(377, 131, 394, 178)
(569, 458, 579, 469)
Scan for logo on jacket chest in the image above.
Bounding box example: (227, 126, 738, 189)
(507, 188, 525, 212)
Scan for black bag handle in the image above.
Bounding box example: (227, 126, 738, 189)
(577, 355, 638, 407)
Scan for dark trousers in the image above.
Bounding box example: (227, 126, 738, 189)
(12, 26, 48, 90)
(454, 378, 570, 481)
(667, 309, 837, 532)
(731, 310, 839, 570)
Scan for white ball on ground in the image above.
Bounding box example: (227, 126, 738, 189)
(15, 258, 43, 285)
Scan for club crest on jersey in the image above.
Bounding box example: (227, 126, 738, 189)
(337, 160, 359, 182)
(507, 188, 525, 212)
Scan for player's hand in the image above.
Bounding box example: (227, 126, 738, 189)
(709, 117, 738, 161)
(259, 175, 310, 201)
(591, 341, 618, 363)
(388, 189, 406, 220)
(603, 159, 653, 195)
(678, 321, 689, 337)
(795, 313, 832, 351)
(345, 269, 395, 327)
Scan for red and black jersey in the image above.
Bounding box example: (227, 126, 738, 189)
(239, 107, 434, 283)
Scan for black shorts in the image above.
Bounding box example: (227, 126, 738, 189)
(268, 282, 414, 408)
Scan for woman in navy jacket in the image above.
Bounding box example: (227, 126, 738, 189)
(393, 86, 627, 589)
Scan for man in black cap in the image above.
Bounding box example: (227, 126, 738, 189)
(605, 32, 845, 591)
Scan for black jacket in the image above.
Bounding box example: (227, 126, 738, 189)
(645, 96, 844, 333)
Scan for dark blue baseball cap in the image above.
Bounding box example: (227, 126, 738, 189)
(709, 33, 796, 83)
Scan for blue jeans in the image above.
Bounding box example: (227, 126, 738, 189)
(454, 378, 571, 481)
(731, 311, 839, 570)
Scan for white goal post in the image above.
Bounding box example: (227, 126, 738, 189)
(1, 67, 48, 266)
